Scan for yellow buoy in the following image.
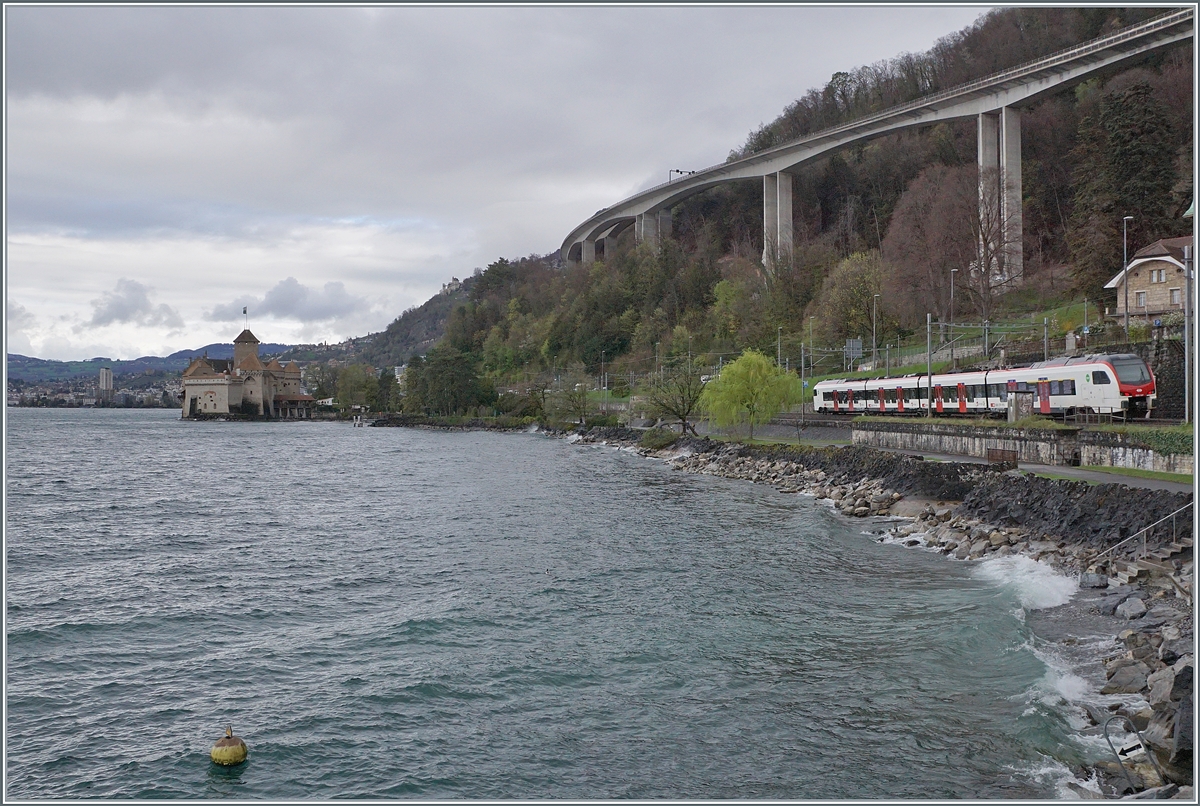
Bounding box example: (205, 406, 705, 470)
(210, 725, 248, 766)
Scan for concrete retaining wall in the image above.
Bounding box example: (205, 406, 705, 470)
(852, 420, 1191, 474)
(1077, 430, 1194, 475)
(851, 421, 1075, 465)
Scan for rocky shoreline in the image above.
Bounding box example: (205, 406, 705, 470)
(570, 427, 1194, 800)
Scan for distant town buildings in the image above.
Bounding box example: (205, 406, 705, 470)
(98, 367, 114, 403)
(180, 329, 314, 419)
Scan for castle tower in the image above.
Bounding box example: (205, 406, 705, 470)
(233, 329, 260, 367)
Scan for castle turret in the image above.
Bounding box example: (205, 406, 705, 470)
(233, 329, 260, 368)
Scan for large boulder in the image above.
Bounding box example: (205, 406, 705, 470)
(1117, 597, 1148, 620)
(1170, 663, 1193, 701)
(1141, 707, 1176, 751)
(1103, 662, 1150, 694)
(1171, 695, 1192, 768)
(1147, 667, 1176, 710)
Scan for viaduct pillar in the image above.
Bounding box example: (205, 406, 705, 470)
(762, 171, 793, 268)
(636, 209, 672, 249)
(977, 107, 1023, 282)
(582, 238, 597, 265)
(603, 228, 620, 261)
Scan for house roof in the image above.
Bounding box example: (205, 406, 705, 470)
(182, 356, 233, 377)
(265, 358, 285, 371)
(233, 329, 259, 344)
(1104, 236, 1193, 289)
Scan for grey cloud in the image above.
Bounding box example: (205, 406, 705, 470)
(207, 277, 370, 323)
(87, 278, 184, 329)
(8, 299, 37, 330)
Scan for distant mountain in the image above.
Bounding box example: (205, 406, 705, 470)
(7, 342, 296, 383)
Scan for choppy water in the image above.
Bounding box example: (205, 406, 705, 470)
(6, 408, 1111, 799)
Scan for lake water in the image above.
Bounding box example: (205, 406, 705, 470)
(6, 408, 1112, 798)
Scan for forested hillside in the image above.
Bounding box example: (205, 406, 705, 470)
(321, 6, 1192, 414)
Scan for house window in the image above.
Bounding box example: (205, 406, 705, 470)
(1135, 291, 1146, 308)
(1150, 269, 1165, 283)
(1171, 288, 1181, 306)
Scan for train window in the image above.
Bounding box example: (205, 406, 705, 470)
(945, 386, 956, 402)
(1016, 382, 1030, 392)
(1063, 380, 1076, 395)
(1050, 380, 1061, 396)
(1093, 371, 1111, 385)
(1110, 358, 1151, 384)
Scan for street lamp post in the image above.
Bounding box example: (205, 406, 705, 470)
(1123, 215, 1134, 336)
(872, 294, 880, 372)
(950, 268, 958, 368)
(601, 350, 606, 413)
(809, 316, 815, 381)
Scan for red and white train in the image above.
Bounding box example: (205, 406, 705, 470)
(812, 353, 1155, 418)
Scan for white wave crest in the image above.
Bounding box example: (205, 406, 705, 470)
(973, 554, 1078, 610)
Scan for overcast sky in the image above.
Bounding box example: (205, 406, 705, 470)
(6, 4, 988, 361)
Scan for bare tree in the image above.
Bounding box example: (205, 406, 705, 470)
(882, 163, 1021, 327)
(645, 358, 707, 435)
(967, 166, 1023, 322)
(553, 371, 591, 425)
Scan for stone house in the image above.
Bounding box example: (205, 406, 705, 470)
(1105, 236, 1193, 323)
(180, 329, 314, 418)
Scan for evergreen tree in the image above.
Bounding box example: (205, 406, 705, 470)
(1066, 114, 1117, 296)
(1103, 82, 1181, 247)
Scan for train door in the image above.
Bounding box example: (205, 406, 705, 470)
(1037, 380, 1050, 414)
(896, 387, 904, 413)
(957, 383, 967, 414)
(832, 389, 839, 412)
(847, 388, 854, 412)
(934, 384, 944, 414)
(878, 388, 886, 411)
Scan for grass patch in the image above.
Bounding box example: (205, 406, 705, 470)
(1025, 470, 1100, 485)
(1080, 465, 1193, 485)
(1088, 423, 1193, 456)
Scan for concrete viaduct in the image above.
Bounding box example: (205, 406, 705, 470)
(561, 9, 1194, 279)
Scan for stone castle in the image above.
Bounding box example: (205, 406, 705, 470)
(180, 329, 314, 418)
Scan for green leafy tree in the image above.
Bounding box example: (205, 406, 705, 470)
(700, 349, 801, 440)
(377, 369, 399, 412)
(645, 357, 707, 435)
(336, 364, 373, 410)
(305, 362, 339, 401)
(422, 344, 496, 415)
(402, 356, 428, 414)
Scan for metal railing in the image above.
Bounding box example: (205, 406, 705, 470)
(1104, 715, 1166, 792)
(1091, 503, 1192, 575)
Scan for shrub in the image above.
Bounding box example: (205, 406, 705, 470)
(640, 427, 679, 450)
(585, 414, 620, 428)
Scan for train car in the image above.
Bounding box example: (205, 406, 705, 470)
(812, 353, 1155, 418)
